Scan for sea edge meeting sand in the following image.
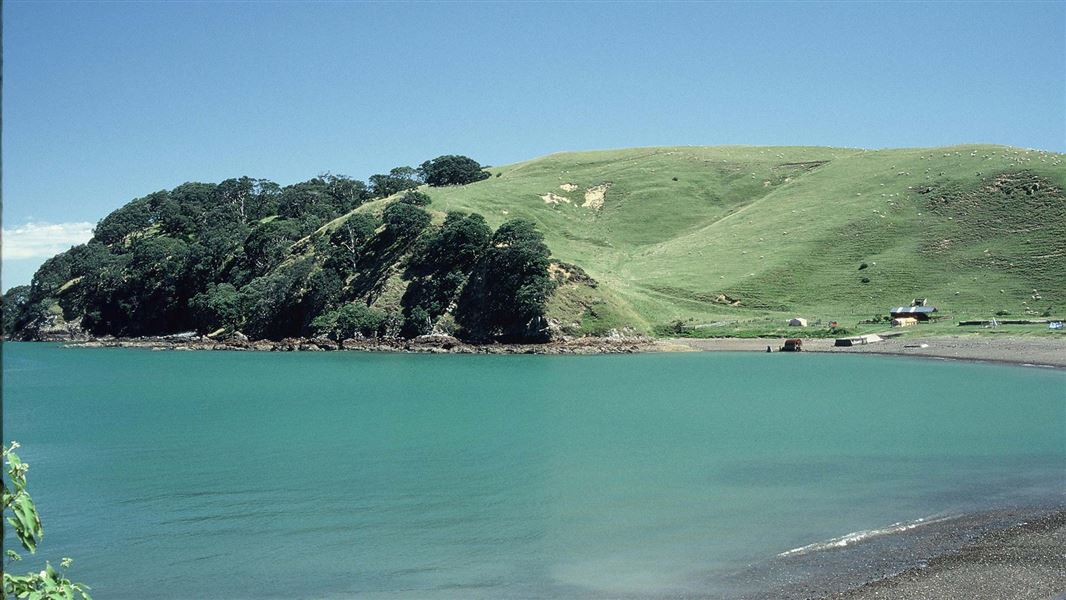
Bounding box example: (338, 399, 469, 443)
(52, 334, 1066, 369)
(815, 508, 1066, 600)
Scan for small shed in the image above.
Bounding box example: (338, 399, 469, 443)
(788, 317, 808, 327)
(781, 338, 803, 351)
(890, 306, 938, 321)
(891, 317, 918, 327)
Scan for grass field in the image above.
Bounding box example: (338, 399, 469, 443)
(411, 144, 1065, 336)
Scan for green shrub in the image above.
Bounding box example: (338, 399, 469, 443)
(3, 441, 92, 600)
(419, 155, 490, 187)
(311, 303, 386, 340)
(399, 190, 431, 206)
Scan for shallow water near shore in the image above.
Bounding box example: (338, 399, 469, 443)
(3, 343, 1064, 599)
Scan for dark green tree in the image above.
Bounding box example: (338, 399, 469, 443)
(400, 212, 491, 336)
(456, 218, 555, 341)
(318, 173, 370, 213)
(398, 190, 431, 206)
(368, 167, 421, 198)
(277, 180, 329, 230)
(1, 286, 32, 337)
(402, 305, 433, 337)
(381, 202, 431, 242)
(119, 236, 193, 334)
(92, 197, 154, 245)
(238, 259, 314, 339)
(79, 254, 133, 335)
(418, 155, 490, 187)
(214, 177, 281, 224)
(310, 303, 386, 340)
(160, 183, 217, 235)
(189, 283, 241, 333)
(325, 213, 380, 274)
(238, 219, 303, 281)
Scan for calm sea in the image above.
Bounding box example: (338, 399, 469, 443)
(3, 343, 1063, 598)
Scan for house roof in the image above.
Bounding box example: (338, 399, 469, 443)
(890, 306, 937, 314)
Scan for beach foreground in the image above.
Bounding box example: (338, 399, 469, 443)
(823, 509, 1066, 600)
(726, 507, 1066, 600)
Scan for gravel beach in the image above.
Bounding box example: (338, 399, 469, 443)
(664, 335, 1066, 368)
(721, 508, 1066, 600)
(823, 510, 1066, 600)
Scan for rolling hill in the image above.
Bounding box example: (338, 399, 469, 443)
(6, 144, 1064, 341)
(426, 145, 1066, 334)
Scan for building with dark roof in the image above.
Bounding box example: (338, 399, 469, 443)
(889, 306, 938, 321)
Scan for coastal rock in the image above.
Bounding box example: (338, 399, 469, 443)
(20, 310, 89, 342)
(58, 332, 664, 356)
(412, 334, 463, 350)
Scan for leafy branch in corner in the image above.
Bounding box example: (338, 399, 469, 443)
(3, 442, 92, 600)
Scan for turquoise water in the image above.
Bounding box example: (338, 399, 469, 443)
(3, 343, 1064, 599)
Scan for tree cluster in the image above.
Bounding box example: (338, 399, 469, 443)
(418, 155, 491, 187)
(3, 156, 555, 344)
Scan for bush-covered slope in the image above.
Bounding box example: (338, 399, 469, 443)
(4, 159, 566, 342)
(6, 145, 1064, 341)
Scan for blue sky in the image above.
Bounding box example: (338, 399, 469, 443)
(3, 1, 1065, 289)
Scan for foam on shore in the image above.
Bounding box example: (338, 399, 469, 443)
(777, 514, 960, 558)
(717, 505, 1065, 600)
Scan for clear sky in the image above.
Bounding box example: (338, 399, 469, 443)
(3, 1, 1065, 289)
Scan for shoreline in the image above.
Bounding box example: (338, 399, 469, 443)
(52, 334, 659, 355)
(663, 335, 1066, 369)
(26, 332, 1066, 367)
(817, 508, 1066, 600)
(722, 505, 1066, 600)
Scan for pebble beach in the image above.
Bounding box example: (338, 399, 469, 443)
(666, 335, 1066, 368)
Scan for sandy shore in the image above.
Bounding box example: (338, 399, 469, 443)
(822, 509, 1066, 600)
(662, 335, 1066, 368)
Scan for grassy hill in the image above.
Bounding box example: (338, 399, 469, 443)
(8, 144, 1064, 342)
(414, 145, 1064, 335)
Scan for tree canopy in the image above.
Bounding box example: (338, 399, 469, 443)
(419, 155, 490, 187)
(456, 218, 555, 341)
(4, 155, 562, 344)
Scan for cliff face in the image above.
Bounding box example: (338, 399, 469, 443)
(14, 307, 89, 342)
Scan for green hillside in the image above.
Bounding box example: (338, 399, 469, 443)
(425, 145, 1066, 333)
(5, 145, 1064, 342)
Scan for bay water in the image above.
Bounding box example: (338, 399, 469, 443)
(3, 343, 1063, 598)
